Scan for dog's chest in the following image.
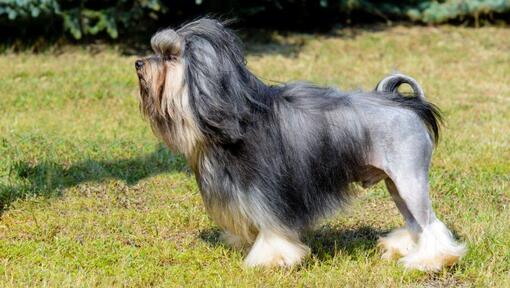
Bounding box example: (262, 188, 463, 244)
(195, 156, 257, 242)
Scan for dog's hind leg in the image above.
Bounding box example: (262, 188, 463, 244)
(244, 229, 310, 267)
(377, 178, 419, 260)
(378, 145, 466, 271)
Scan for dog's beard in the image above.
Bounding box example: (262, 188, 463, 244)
(138, 79, 158, 119)
(137, 61, 204, 168)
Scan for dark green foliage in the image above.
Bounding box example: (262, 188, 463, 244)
(1, 0, 509, 41)
(58, 0, 165, 39)
(0, 0, 60, 19)
(0, 0, 167, 40)
(411, 0, 510, 25)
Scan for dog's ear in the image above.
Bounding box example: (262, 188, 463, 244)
(151, 29, 183, 57)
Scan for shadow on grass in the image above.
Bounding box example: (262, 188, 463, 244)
(116, 23, 396, 60)
(119, 30, 306, 59)
(3, 24, 395, 74)
(304, 225, 384, 261)
(199, 224, 385, 261)
(0, 144, 187, 212)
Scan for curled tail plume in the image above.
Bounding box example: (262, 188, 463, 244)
(375, 73, 426, 99)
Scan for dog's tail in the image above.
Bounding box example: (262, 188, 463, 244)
(375, 73, 442, 144)
(375, 73, 425, 99)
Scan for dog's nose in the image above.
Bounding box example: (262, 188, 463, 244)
(135, 60, 144, 70)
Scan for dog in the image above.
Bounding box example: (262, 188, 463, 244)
(134, 18, 466, 271)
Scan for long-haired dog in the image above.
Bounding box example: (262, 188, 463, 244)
(135, 18, 466, 271)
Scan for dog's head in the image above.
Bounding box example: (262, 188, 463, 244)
(135, 23, 202, 159)
(135, 18, 265, 158)
(135, 27, 185, 120)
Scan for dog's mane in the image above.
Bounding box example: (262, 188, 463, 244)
(175, 18, 281, 143)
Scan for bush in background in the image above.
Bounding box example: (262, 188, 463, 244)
(0, 0, 168, 40)
(1, 0, 509, 42)
(407, 0, 510, 25)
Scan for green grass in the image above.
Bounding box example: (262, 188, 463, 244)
(1, 25, 509, 287)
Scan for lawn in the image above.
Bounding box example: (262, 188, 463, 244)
(0, 25, 509, 287)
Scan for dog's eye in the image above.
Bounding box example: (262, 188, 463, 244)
(163, 55, 176, 62)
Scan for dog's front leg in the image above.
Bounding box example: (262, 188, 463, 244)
(220, 230, 250, 249)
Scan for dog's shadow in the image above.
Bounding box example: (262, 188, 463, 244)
(0, 143, 187, 212)
(199, 224, 385, 261)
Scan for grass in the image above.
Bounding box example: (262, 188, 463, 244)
(0, 25, 509, 287)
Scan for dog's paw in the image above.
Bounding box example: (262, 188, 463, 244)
(378, 228, 417, 260)
(398, 221, 466, 271)
(244, 245, 308, 267)
(399, 249, 465, 272)
(244, 231, 310, 267)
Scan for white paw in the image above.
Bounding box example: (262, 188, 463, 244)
(244, 231, 310, 267)
(399, 221, 466, 272)
(399, 249, 465, 272)
(378, 228, 417, 260)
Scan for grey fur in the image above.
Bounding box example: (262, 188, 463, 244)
(376, 73, 426, 99)
(151, 28, 183, 56)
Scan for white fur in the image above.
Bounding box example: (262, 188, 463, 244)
(399, 220, 466, 271)
(244, 230, 310, 267)
(378, 227, 418, 260)
(160, 59, 204, 163)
